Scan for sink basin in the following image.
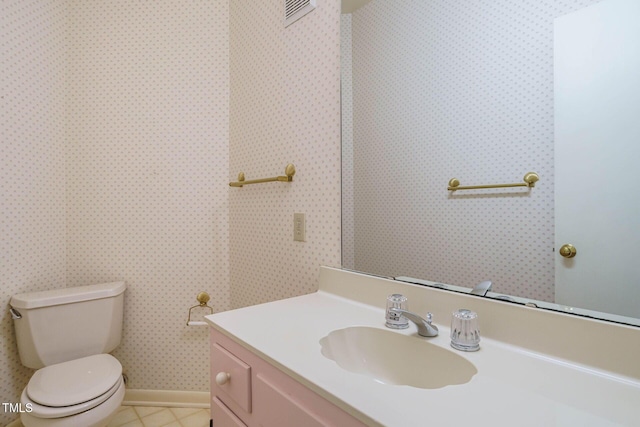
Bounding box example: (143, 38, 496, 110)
(319, 326, 477, 389)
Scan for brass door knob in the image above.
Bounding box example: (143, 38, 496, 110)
(559, 244, 577, 258)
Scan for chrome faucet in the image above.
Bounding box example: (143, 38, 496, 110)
(470, 280, 492, 296)
(390, 308, 439, 337)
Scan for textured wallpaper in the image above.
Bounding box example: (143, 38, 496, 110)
(344, 0, 601, 301)
(2, 0, 340, 414)
(340, 14, 355, 270)
(66, 0, 229, 391)
(229, 0, 342, 308)
(0, 1, 69, 425)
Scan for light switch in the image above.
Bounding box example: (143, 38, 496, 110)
(294, 213, 306, 242)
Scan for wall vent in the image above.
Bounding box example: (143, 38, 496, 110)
(285, 0, 317, 27)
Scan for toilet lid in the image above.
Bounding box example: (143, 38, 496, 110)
(27, 354, 122, 407)
(22, 377, 123, 419)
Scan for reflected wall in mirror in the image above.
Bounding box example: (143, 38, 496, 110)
(341, 0, 640, 325)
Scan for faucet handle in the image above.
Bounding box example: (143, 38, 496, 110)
(450, 309, 480, 351)
(386, 294, 409, 329)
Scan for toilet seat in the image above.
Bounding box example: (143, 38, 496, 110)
(22, 354, 123, 419)
(21, 377, 123, 419)
(28, 354, 122, 407)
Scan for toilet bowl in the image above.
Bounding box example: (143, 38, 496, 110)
(19, 354, 125, 427)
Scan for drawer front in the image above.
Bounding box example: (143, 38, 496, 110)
(212, 397, 248, 427)
(211, 342, 252, 413)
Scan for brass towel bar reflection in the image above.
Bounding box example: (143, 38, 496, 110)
(229, 164, 296, 187)
(448, 172, 539, 191)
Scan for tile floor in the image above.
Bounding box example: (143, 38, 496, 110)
(10, 406, 210, 427)
(107, 406, 210, 427)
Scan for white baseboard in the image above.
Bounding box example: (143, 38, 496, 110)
(123, 389, 210, 409)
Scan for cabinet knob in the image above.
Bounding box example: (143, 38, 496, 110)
(215, 372, 231, 386)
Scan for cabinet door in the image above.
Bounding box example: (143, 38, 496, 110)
(211, 397, 248, 427)
(254, 373, 327, 427)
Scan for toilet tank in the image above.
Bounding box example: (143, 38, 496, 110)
(10, 282, 126, 369)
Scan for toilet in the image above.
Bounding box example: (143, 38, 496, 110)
(10, 282, 127, 427)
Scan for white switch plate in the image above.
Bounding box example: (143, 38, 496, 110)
(294, 213, 306, 242)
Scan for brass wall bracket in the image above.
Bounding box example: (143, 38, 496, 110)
(229, 164, 296, 187)
(448, 172, 539, 191)
(187, 292, 213, 326)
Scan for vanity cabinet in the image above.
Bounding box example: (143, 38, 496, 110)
(210, 328, 367, 427)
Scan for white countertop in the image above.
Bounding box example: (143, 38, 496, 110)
(206, 287, 640, 426)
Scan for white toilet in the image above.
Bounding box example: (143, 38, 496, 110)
(10, 282, 127, 427)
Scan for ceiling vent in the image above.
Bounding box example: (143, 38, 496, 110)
(285, 0, 317, 27)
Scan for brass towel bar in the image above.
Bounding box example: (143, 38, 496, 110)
(448, 172, 539, 192)
(229, 164, 296, 187)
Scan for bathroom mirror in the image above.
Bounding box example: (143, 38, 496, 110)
(341, 0, 640, 326)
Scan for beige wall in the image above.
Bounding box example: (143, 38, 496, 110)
(66, 0, 229, 391)
(340, 14, 355, 270)
(1, 1, 69, 425)
(2, 3, 229, 420)
(229, 0, 342, 308)
(1, 1, 341, 423)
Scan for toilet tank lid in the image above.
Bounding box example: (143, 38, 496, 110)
(10, 282, 126, 310)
